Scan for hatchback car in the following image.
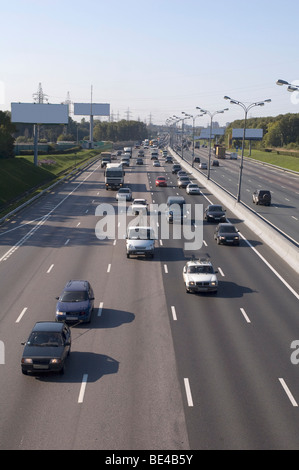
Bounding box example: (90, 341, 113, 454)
(21, 321, 71, 375)
(116, 187, 132, 201)
(214, 223, 240, 245)
(186, 183, 200, 195)
(56, 280, 95, 323)
(156, 176, 167, 187)
(204, 204, 226, 222)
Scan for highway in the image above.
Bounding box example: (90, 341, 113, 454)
(179, 146, 299, 246)
(0, 147, 298, 449)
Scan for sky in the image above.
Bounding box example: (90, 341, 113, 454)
(1, 0, 299, 127)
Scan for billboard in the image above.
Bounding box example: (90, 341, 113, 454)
(232, 128, 263, 140)
(74, 103, 110, 116)
(11, 103, 69, 124)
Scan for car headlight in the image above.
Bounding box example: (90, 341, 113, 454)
(188, 281, 195, 286)
(56, 311, 65, 316)
(219, 236, 226, 240)
(210, 281, 217, 286)
(234, 236, 239, 240)
(50, 359, 61, 364)
(22, 358, 33, 364)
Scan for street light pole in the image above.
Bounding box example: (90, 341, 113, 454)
(224, 96, 271, 202)
(196, 107, 228, 180)
(276, 79, 299, 92)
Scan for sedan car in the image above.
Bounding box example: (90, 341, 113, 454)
(177, 170, 187, 179)
(165, 156, 173, 163)
(214, 223, 240, 245)
(136, 157, 143, 165)
(183, 258, 218, 294)
(21, 322, 71, 375)
(126, 226, 156, 258)
(178, 176, 191, 188)
(172, 164, 182, 174)
(116, 187, 132, 201)
(56, 280, 95, 323)
(204, 204, 226, 223)
(199, 162, 208, 169)
(186, 183, 200, 195)
(156, 176, 167, 187)
(129, 198, 148, 215)
(153, 160, 161, 167)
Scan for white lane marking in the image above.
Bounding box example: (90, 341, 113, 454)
(107, 264, 111, 273)
(240, 307, 251, 323)
(65, 239, 70, 245)
(164, 264, 168, 273)
(16, 307, 27, 323)
(98, 302, 104, 317)
(76, 222, 81, 227)
(159, 239, 163, 246)
(171, 306, 177, 321)
(78, 374, 88, 403)
(113, 239, 116, 245)
(279, 378, 298, 407)
(184, 378, 194, 407)
(47, 264, 54, 274)
(218, 267, 225, 277)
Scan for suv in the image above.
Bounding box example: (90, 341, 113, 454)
(56, 280, 95, 323)
(183, 258, 218, 294)
(126, 226, 156, 258)
(252, 189, 271, 206)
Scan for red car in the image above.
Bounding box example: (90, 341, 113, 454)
(155, 176, 167, 187)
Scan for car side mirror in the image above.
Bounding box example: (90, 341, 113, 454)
(183, 267, 187, 273)
(90, 297, 95, 300)
(21, 341, 26, 345)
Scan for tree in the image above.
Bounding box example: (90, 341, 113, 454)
(0, 111, 16, 158)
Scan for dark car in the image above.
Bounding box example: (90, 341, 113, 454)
(177, 170, 187, 179)
(21, 322, 71, 375)
(252, 189, 271, 206)
(204, 204, 226, 222)
(56, 280, 95, 323)
(136, 157, 143, 165)
(178, 176, 191, 188)
(214, 223, 240, 245)
(165, 156, 173, 163)
(172, 164, 182, 174)
(212, 159, 219, 166)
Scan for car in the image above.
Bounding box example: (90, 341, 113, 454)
(199, 162, 208, 169)
(183, 258, 218, 294)
(130, 198, 148, 215)
(126, 226, 156, 258)
(204, 204, 226, 222)
(156, 176, 167, 187)
(212, 159, 219, 166)
(21, 321, 71, 375)
(162, 150, 168, 157)
(136, 157, 143, 165)
(116, 187, 132, 201)
(165, 156, 173, 163)
(138, 150, 144, 157)
(165, 195, 187, 224)
(252, 189, 271, 206)
(172, 164, 182, 174)
(177, 170, 187, 179)
(230, 152, 238, 160)
(193, 156, 200, 163)
(214, 223, 240, 245)
(55, 280, 95, 323)
(178, 176, 191, 188)
(151, 152, 159, 160)
(186, 183, 200, 195)
(153, 160, 161, 167)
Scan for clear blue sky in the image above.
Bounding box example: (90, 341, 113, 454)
(1, 0, 299, 126)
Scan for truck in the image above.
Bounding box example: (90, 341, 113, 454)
(104, 163, 125, 190)
(101, 152, 112, 168)
(215, 145, 226, 158)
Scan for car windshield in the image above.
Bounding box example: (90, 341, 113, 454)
(127, 228, 155, 240)
(219, 226, 236, 233)
(27, 331, 63, 347)
(209, 206, 223, 211)
(133, 200, 146, 205)
(119, 189, 130, 193)
(189, 184, 198, 188)
(187, 265, 214, 274)
(60, 291, 89, 302)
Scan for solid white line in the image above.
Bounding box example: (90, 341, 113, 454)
(107, 264, 111, 273)
(78, 374, 88, 403)
(164, 264, 168, 273)
(171, 306, 177, 321)
(279, 378, 298, 407)
(184, 378, 194, 407)
(240, 307, 251, 323)
(47, 264, 54, 273)
(98, 302, 104, 317)
(16, 307, 27, 323)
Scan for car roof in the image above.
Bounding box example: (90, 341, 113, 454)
(63, 280, 89, 291)
(118, 187, 131, 191)
(32, 321, 65, 332)
(186, 258, 213, 267)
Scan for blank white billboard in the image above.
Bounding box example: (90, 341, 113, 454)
(74, 103, 110, 116)
(11, 103, 69, 124)
(232, 128, 263, 140)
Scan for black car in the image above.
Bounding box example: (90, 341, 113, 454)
(178, 176, 191, 188)
(204, 204, 226, 222)
(56, 280, 95, 323)
(172, 164, 182, 174)
(212, 159, 219, 166)
(252, 189, 271, 206)
(136, 158, 143, 165)
(165, 156, 173, 163)
(214, 223, 240, 245)
(21, 322, 71, 375)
